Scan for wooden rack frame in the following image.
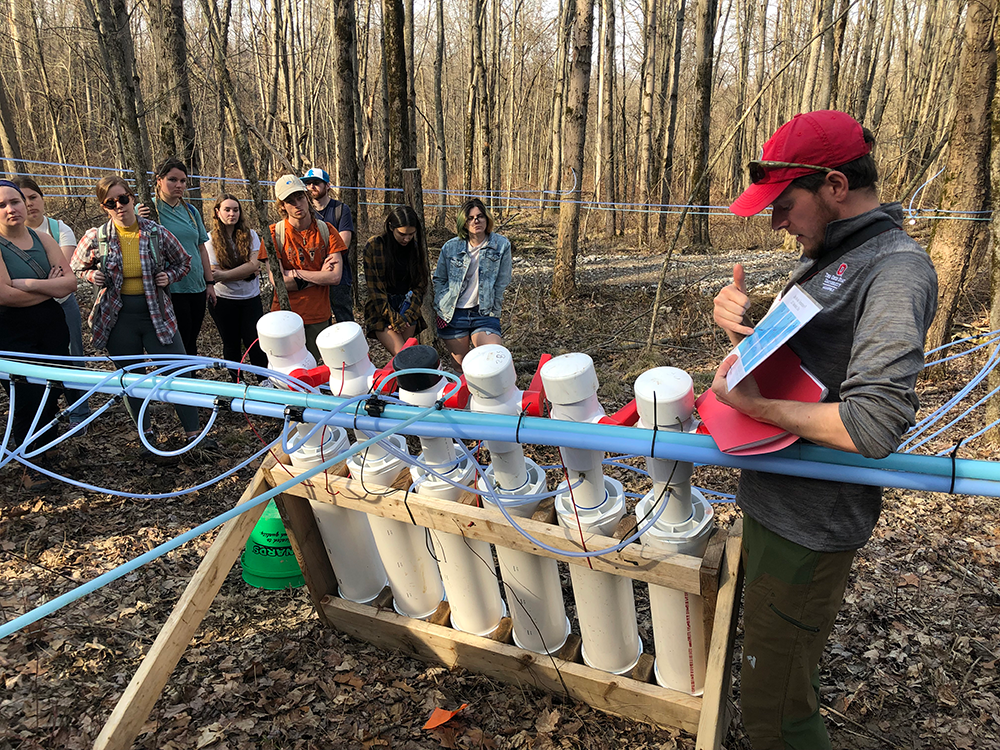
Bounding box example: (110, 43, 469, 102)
(95, 454, 743, 750)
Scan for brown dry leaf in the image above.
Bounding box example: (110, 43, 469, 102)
(431, 726, 460, 749)
(534, 708, 560, 734)
(898, 572, 920, 587)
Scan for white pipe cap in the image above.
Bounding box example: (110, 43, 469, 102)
(540, 353, 599, 405)
(463, 345, 516, 401)
(257, 311, 307, 358)
(317, 322, 370, 368)
(634, 367, 694, 428)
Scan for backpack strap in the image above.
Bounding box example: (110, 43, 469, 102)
(333, 203, 342, 226)
(783, 219, 900, 296)
(98, 220, 113, 279)
(275, 220, 285, 252)
(316, 219, 330, 247)
(0, 231, 47, 279)
(47, 217, 60, 243)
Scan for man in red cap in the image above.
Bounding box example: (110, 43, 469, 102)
(712, 110, 938, 748)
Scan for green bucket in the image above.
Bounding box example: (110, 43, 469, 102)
(241, 500, 305, 590)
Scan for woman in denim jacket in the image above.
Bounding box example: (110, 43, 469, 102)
(433, 198, 512, 366)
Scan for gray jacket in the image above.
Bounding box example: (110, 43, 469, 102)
(433, 233, 512, 322)
(738, 203, 938, 552)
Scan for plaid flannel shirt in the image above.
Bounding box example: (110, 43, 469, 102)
(71, 218, 191, 349)
(362, 234, 426, 333)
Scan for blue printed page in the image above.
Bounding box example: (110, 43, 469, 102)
(725, 284, 822, 390)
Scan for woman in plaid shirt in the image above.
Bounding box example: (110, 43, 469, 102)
(72, 176, 205, 445)
(362, 205, 428, 356)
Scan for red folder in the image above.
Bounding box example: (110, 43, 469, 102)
(695, 345, 827, 455)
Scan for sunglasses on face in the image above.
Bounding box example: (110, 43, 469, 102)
(468, 214, 486, 223)
(102, 194, 133, 210)
(748, 160, 835, 185)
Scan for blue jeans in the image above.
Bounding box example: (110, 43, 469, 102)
(436, 305, 501, 340)
(59, 293, 91, 423)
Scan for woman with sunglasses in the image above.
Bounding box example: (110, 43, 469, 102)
(13, 176, 92, 432)
(205, 194, 267, 379)
(137, 158, 215, 357)
(432, 198, 511, 367)
(0, 179, 76, 488)
(72, 176, 204, 445)
(362, 205, 428, 356)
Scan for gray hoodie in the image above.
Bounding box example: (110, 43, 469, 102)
(737, 203, 938, 552)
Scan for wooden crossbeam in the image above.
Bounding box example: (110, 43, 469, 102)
(264, 461, 706, 594)
(93, 469, 272, 750)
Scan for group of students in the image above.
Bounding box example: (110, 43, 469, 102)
(0, 159, 512, 481)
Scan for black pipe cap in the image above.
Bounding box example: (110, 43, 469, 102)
(392, 345, 442, 392)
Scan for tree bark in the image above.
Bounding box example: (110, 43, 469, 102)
(81, 0, 157, 212)
(148, 0, 201, 204)
(657, 0, 685, 238)
(552, 0, 596, 299)
(926, 0, 996, 355)
(989, 3, 1000, 446)
(383, 0, 413, 196)
(433, 0, 448, 227)
(331, 0, 361, 290)
(637, 0, 657, 246)
(542, 0, 575, 216)
(0, 67, 25, 176)
(196, 0, 291, 312)
(687, 0, 717, 250)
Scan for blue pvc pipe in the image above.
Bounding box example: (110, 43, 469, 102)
(1, 358, 999, 494)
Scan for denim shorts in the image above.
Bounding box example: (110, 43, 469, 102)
(437, 305, 501, 340)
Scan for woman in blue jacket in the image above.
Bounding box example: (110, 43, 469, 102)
(433, 198, 511, 367)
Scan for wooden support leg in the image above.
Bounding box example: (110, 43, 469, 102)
(93, 470, 272, 750)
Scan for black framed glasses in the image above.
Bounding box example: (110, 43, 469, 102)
(101, 194, 133, 210)
(468, 214, 486, 223)
(748, 160, 835, 185)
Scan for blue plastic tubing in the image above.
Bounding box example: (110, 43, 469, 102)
(0, 401, 437, 641)
(2, 358, 999, 496)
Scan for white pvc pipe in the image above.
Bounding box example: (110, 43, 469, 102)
(542, 353, 642, 674)
(318, 323, 444, 619)
(260, 318, 390, 605)
(465, 345, 570, 653)
(398, 346, 505, 636)
(634, 367, 714, 694)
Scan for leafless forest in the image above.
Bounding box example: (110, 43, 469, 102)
(2, 0, 1000, 748)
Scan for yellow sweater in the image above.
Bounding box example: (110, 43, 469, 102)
(119, 223, 143, 295)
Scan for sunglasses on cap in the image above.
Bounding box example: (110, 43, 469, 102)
(101, 194, 133, 210)
(748, 160, 835, 185)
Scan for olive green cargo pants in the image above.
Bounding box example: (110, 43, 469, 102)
(740, 515, 857, 749)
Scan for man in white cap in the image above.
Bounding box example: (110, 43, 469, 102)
(303, 167, 355, 323)
(711, 110, 937, 748)
(262, 174, 345, 362)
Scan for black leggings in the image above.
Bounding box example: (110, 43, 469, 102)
(171, 290, 207, 358)
(207, 295, 268, 379)
(0, 299, 70, 454)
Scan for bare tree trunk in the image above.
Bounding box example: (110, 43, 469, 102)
(0, 74, 25, 176)
(926, 0, 996, 355)
(688, 0, 717, 250)
(331, 0, 361, 288)
(552, 0, 596, 299)
(852, 0, 879, 120)
(434, 0, 448, 226)
(636, 0, 657, 246)
(28, 14, 71, 194)
(81, 0, 156, 211)
(383, 0, 413, 195)
(989, 4, 1000, 446)
(800, 0, 823, 112)
(815, 0, 835, 109)
(148, 0, 201, 204)
(472, 0, 491, 199)
(597, 0, 617, 237)
(196, 0, 291, 312)
(404, 0, 418, 163)
(657, 0, 685, 238)
(542, 0, 574, 217)
(728, 0, 752, 198)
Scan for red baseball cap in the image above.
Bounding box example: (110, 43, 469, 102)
(729, 110, 872, 217)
